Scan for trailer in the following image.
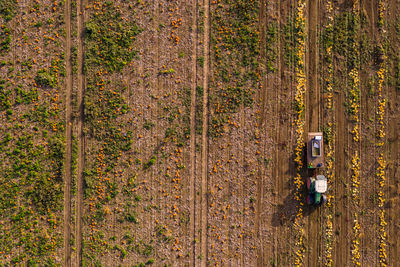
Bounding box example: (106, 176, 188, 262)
(307, 132, 324, 168)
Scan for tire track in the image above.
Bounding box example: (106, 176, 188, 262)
(64, 0, 73, 265)
(261, 0, 282, 265)
(334, 8, 351, 266)
(334, 91, 348, 267)
(200, 0, 210, 265)
(190, 0, 198, 264)
(275, 1, 296, 265)
(255, 0, 267, 265)
(360, 1, 379, 264)
(387, 0, 400, 265)
(75, 0, 85, 265)
(271, 1, 283, 263)
(240, 101, 245, 267)
(305, 0, 320, 265)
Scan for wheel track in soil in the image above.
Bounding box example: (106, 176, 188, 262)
(64, 0, 73, 265)
(387, 0, 400, 265)
(271, 0, 282, 263)
(258, 0, 279, 265)
(334, 8, 350, 266)
(273, 1, 294, 265)
(154, 1, 162, 263)
(189, 0, 198, 264)
(75, 0, 85, 265)
(200, 0, 210, 265)
(255, 0, 267, 265)
(334, 90, 348, 267)
(305, 0, 321, 265)
(360, 1, 379, 264)
(240, 91, 245, 266)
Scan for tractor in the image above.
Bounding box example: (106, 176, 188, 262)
(306, 175, 327, 205)
(306, 132, 327, 205)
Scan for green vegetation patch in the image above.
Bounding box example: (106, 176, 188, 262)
(209, 0, 260, 137)
(34, 69, 57, 88)
(84, 2, 142, 72)
(0, 25, 12, 52)
(0, 0, 17, 21)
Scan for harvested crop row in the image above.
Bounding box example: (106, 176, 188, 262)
(80, 1, 145, 264)
(208, 0, 262, 265)
(80, 0, 197, 265)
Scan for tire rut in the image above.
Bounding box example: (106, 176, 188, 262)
(75, 0, 85, 265)
(305, 0, 321, 265)
(200, 0, 210, 265)
(189, 0, 198, 264)
(255, 0, 267, 264)
(63, 0, 73, 265)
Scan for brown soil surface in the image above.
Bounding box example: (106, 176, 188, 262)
(2, 0, 400, 266)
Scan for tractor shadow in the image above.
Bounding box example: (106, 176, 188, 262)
(271, 143, 320, 227)
(271, 188, 320, 228)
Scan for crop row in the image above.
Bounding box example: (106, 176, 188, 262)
(376, 1, 388, 265)
(322, 1, 335, 266)
(348, 2, 361, 266)
(292, 1, 306, 266)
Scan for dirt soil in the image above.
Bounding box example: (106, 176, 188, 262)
(0, 0, 399, 266)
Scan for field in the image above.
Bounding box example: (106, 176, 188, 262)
(0, 0, 399, 266)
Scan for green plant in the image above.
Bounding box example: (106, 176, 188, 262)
(143, 155, 156, 169)
(197, 56, 204, 67)
(125, 211, 139, 223)
(34, 69, 57, 88)
(144, 120, 155, 130)
(159, 68, 175, 75)
(146, 258, 155, 265)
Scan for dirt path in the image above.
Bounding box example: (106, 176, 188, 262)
(305, 0, 321, 265)
(63, 0, 73, 265)
(333, 7, 350, 266)
(75, 0, 85, 265)
(200, 0, 210, 265)
(359, 1, 379, 264)
(271, 1, 282, 263)
(255, 0, 267, 264)
(189, 0, 198, 264)
(387, 0, 400, 264)
(306, 0, 320, 133)
(270, 1, 295, 265)
(334, 91, 347, 267)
